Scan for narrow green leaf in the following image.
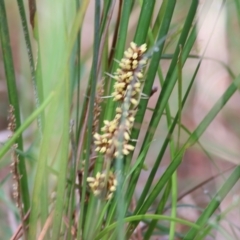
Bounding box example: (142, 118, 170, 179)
(96, 213, 200, 240)
(183, 166, 240, 239)
(134, 0, 156, 44)
(104, 0, 132, 121)
(16, 0, 44, 131)
(185, 75, 240, 149)
(127, 153, 183, 236)
(0, 93, 54, 160)
(0, 0, 30, 215)
(51, 79, 70, 239)
(78, 1, 101, 239)
(144, 182, 172, 240)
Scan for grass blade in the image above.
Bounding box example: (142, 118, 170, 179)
(16, 0, 44, 130)
(183, 166, 240, 239)
(134, 0, 156, 44)
(0, 93, 54, 160)
(78, 1, 101, 238)
(97, 213, 200, 240)
(0, 0, 30, 216)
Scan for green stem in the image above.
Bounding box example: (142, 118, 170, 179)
(104, 0, 132, 121)
(78, 1, 101, 238)
(0, 0, 30, 216)
(16, 0, 44, 131)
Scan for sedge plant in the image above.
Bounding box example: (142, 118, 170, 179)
(0, 0, 240, 239)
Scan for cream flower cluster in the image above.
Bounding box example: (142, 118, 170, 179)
(87, 171, 117, 200)
(94, 42, 147, 159)
(112, 42, 147, 103)
(87, 42, 147, 199)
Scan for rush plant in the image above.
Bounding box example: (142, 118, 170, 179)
(0, 0, 240, 240)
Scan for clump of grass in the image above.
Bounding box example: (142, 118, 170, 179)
(0, 1, 240, 240)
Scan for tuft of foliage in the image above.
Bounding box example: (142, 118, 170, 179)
(0, 0, 240, 239)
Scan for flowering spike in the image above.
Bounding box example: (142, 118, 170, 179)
(93, 41, 148, 160)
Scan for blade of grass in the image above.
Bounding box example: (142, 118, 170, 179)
(16, 0, 44, 131)
(0, 0, 30, 216)
(78, 1, 101, 238)
(108, 0, 122, 65)
(72, 0, 90, 145)
(31, 13, 49, 234)
(97, 0, 116, 76)
(51, 77, 70, 239)
(127, 153, 184, 236)
(68, 0, 90, 57)
(28, 88, 66, 239)
(99, 0, 112, 36)
(96, 213, 200, 240)
(168, 44, 183, 240)
(203, 199, 240, 240)
(134, 0, 156, 44)
(104, 0, 132, 121)
(183, 74, 240, 150)
(144, 181, 172, 240)
(75, 0, 81, 145)
(66, 4, 81, 237)
(0, 93, 54, 160)
(28, 0, 75, 237)
(177, 45, 182, 150)
(64, 132, 76, 240)
(152, 0, 168, 40)
(27, 104, 53, 239)
(183, 166, 240, 239)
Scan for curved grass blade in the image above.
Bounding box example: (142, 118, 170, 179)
(0, 93, 54, 160)
(183, 75, 240, 150)
(96, 213, 200, 240)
